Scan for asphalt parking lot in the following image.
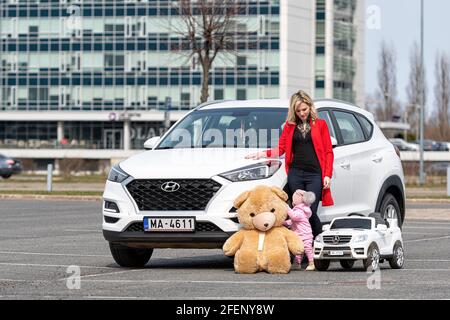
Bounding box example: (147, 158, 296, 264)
(0, 199, 449, 300)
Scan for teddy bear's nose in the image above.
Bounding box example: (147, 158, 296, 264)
(264, 223, 269, 228)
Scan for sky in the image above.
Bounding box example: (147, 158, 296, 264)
(364, 0, 450, 116)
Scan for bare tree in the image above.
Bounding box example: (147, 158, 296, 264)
(171, 0, 244, 103)
(375, 41, 400, 121)
(406, 42, 427, 139)
(433, 52, 450, 140)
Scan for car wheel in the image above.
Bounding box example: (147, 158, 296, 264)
(363, 243, 380, 271)
(388, 241, 405, 269)
(1, 174, 11, 179)
(109, 243, 153, 268)
(340, 260, 355, 270)
(314, 259, 330, 271)
(380, 193, 402, 228)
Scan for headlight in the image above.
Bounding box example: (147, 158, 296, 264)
(353, 234, 368, 243)
(107, 164, 130, 183)
(315, 235, 323, 243)
(219, 160, 282, 182)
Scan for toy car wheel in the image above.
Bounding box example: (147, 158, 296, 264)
(314, 259, 330, 271)
(109, 243, 153, 268)
(340, 260, 355, 270)
(388, 241, 405, 269)
(363, 243, 380, 271)
(1, 174, 11, 179)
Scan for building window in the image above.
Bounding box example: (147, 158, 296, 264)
(214, 89, 224, 100)
(237, 56, 247, 66)
(237, 89, 246, 100)
(180, 92, 190, 108)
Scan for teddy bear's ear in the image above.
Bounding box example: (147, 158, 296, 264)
(234, 190, 251, 209)
(270, 186, 288, 202)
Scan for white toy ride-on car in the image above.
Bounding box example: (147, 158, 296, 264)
(313, 213, 405, 271)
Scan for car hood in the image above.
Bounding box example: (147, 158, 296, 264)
(119, 148, 279, 179)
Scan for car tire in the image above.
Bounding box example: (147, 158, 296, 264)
(314, 259, 330, 271)
(379, 193, 402, 228)
(363, 243, 380, 271)
(388, 241, 405, 269)
(340, 260, 355, 270)
(1, 174, 11, 179)
(109, 243, 153, 268)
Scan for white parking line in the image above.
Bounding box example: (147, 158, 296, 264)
(404, 235, 450, 243)
(408, 259, 450, 262)
(0, 251, 111, 258)
(64, 229, 102, 233)
(0, 262, 116, 270)
(403, 226, 450, 230)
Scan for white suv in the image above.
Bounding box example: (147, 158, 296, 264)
(102, 99, 406, 267)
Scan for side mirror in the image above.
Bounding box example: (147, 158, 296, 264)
(144, 136, 160, 150)
(322, 224, 330, 232)
(376, 224, 388, 232)
(331, 137, 338, 149)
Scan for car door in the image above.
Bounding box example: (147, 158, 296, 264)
(317, 110, 353, 222)
(330, 110, 371, 215)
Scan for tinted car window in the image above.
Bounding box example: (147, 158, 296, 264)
(318, 110, 336, 140)
(331, 218, 372, 230)
(333, 111, 366, 145)
(357, 114, 373, 138)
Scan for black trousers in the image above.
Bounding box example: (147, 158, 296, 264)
(287, 168, 323, 238)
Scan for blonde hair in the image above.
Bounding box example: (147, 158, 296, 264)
(286, 90, 318, 124)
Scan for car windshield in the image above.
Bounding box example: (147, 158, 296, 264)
(156, 108, 287, 149)
(331, 218, 372, 230)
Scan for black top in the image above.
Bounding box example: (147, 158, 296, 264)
(291, 126, 321, 174)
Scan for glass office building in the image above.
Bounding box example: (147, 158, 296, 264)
(315, 0, 365, 105)
(0, 0, 363, 165)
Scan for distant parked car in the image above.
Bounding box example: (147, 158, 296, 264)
(0, 154, 22, 179)
(411, 140, 440, 151)
(389, 138, 419, 151)
(435, 141, 450, 152)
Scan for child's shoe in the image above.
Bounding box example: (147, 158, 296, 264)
(291, 262, 302, 271)
(305, 262, 315, 271)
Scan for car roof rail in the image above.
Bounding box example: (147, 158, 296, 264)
(193, 100, 230, 111)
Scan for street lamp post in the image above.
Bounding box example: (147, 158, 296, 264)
(419, 0, 425, 185)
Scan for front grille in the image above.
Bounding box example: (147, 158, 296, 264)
(323, 246, 352, 251)
(323, 235, 352, 245)
(126, 179, 222, 211)
(125, 222, 223, 232)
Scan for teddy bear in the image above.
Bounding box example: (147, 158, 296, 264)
(223, 185, 304, 274)
(284, 189, 316, 271)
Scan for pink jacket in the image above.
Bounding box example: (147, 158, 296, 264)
(284, 203, 314, 241)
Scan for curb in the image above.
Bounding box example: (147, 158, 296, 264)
(0, 194, 102, 201)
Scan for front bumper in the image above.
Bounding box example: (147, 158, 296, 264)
(103, 228, 234, 249)
(313, 243, 368, 260)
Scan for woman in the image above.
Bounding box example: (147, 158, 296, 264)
(245, 90, 334, 238)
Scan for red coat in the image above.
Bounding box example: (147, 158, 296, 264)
(265, 119, 334, 206)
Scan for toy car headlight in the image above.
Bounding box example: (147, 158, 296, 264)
(315, 235, 323, 243)
(219, 160, 282, 182)
(353, 234, 368, 243)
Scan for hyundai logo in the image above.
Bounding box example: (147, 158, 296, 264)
(332, 236, 340, 244)
(161, 181, 180, 192)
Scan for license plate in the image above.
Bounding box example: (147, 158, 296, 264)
(329, 251, 344, 256)
(143, 217, 195, 232)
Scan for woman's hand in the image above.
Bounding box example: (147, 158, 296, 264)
(323, 176, 331, 189)
(245, 151, 266, 160)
